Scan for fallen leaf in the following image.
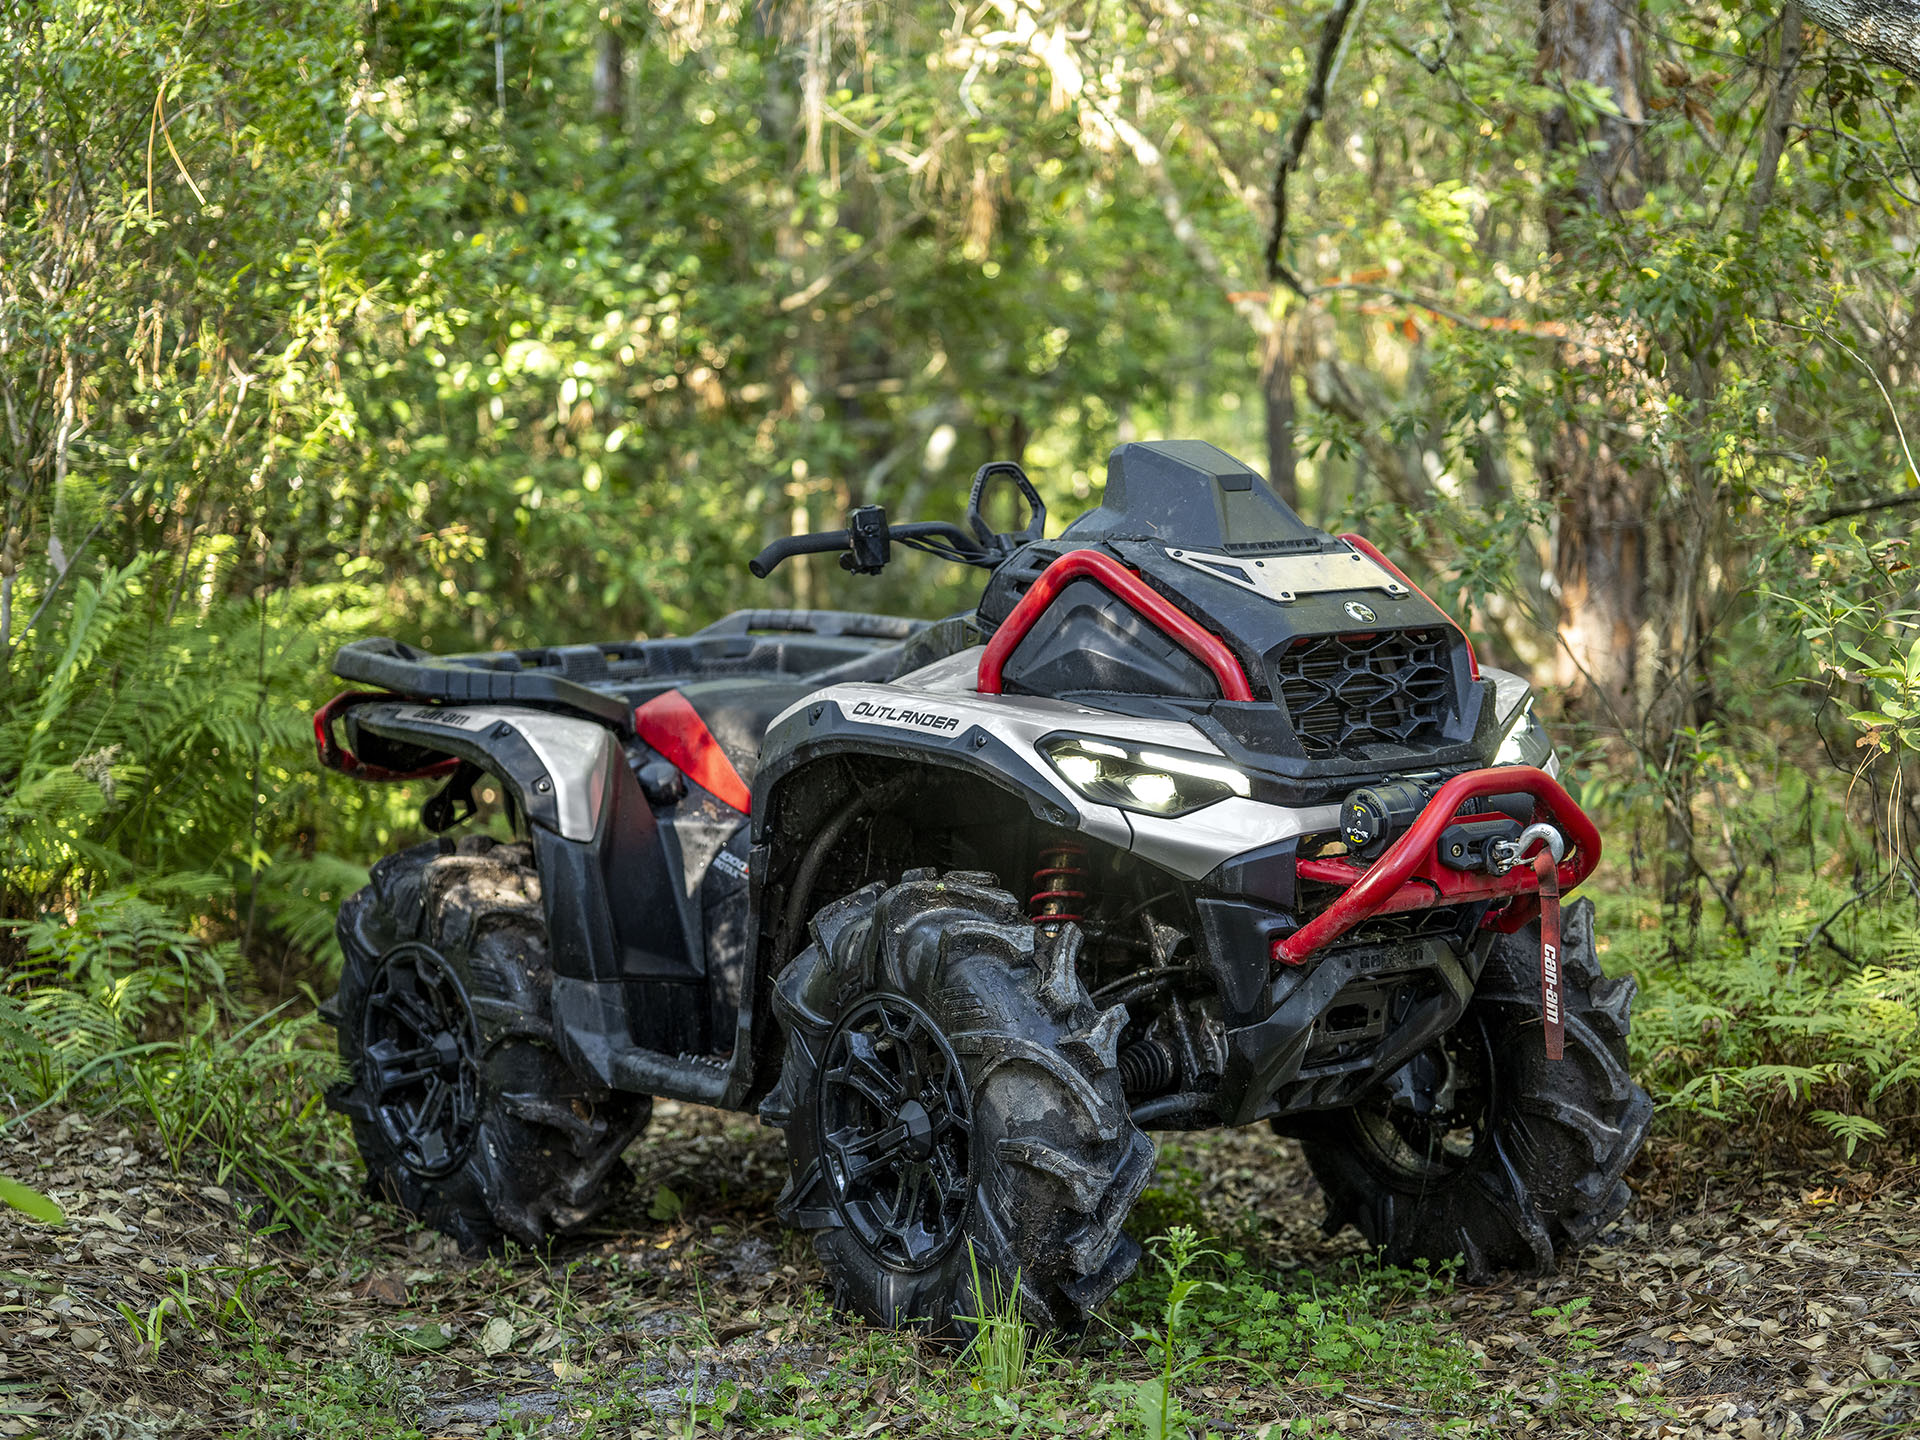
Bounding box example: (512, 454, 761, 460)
(353, 1274, 406, 1306)
(479, 1316, 515, 1357)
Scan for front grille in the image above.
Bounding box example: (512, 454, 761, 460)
(1274, 628, 1452, 755)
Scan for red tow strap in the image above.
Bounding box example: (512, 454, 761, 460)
(1533, 848, 1564, 1060)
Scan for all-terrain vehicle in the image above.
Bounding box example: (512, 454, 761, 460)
(317, 439, 1649, 1330)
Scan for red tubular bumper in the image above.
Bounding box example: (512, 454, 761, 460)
(314, 690, 460, 782)
(1273, 766, 1599, 965)
(977, 549, 1256, 702)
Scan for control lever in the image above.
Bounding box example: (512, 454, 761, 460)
(842, 505, 891, 575)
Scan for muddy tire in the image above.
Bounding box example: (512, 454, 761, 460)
(762, 871, 1155, 1333)
(1297, 898, 1651, 1279)
(325, 836, 651, 1251)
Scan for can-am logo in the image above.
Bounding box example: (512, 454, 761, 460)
(1344, 601, 1377, 623)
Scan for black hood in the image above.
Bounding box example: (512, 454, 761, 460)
(1059, 440, 1332, 553)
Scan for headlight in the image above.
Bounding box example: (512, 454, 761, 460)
(1494, 702, 1557, 773)
(1040, 735, 1250, 816)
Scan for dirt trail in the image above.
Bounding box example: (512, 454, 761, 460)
(2, 1103, 1914, 1437)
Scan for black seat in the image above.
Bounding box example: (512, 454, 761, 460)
(674, 677, 822, 788)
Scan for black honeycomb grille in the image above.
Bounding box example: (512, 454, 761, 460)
(1274, 628, 1452, 755)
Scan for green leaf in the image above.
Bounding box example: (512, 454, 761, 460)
(0, 1176, 65, 1227)
(648, 1184, 683, 1222)
(390, 1323, 453, 1352)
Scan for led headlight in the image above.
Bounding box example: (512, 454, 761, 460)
(1493, 700, 1558, 773)
(1040, 735, 1250, 817)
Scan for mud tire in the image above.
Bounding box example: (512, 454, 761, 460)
(1298, 898, 1651, 1279)
(762, 871, 1155, 1333)
(325, 836, 651, 1251)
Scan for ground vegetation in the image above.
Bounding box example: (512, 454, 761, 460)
(4, 0, 1920, 1433)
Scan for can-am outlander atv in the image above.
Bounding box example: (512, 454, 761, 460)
(317, 439, 1649, 1331)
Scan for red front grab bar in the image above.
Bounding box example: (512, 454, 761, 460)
(1274, 766, 1600, 965)
(977, 549, 1255, 702)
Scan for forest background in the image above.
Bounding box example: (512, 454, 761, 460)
(4, 0, 1920, 1229)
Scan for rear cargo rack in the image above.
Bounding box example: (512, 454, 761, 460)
(332, 637, 637, 736)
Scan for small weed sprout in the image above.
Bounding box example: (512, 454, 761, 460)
(1099, 1225, 1224, 1440)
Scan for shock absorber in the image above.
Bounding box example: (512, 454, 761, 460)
(1029, 841, 1089, 928)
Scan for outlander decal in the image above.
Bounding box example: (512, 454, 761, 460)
(846, 699, 963, 733)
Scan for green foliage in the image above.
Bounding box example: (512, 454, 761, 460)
(1097, 1226, 1225, 1440)
(955, 1244, 1053, 1403)
(0, 1173, 65, 1226)
(1613, 875, 1920, 1155)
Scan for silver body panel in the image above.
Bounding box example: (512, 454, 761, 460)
(1163, 544, 1409, 604)
(378, 704, 617, 842)
(768, 647, 1343, 881)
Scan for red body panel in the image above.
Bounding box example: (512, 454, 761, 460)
(976, 548, 1256, 702)
(634, 690, 753, 814)
(1274, 766, 1599, 965)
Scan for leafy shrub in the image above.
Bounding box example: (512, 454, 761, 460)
(1605, 877, 1920, 1157)
(0, 554, 381, 1231)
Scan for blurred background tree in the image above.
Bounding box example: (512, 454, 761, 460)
(5, 0, 1920, 1165)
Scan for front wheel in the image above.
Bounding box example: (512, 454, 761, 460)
(762, 872, 1156, 1332)
(1295, 898, 1651, 1278)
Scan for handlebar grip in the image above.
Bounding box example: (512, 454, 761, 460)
(749, 530, 850, 579)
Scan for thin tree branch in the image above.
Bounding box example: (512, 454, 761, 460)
(778, 211, 926, 313)
(1265, 0, 1370, 285)
(1809, 489, 1920, 524)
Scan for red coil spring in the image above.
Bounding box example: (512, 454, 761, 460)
(1029, 842, 1089, 926)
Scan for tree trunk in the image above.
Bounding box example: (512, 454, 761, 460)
(1537, 0, 1647, 717)
(1537, 0, 1645, 216)
(1261, 326, 1299, 511)
(594, 25, 626, 126)
(1797, 0, 1920, 78)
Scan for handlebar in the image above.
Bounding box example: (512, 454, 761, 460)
(750, 462, 1046, 582)
(748, 519, 987, 578)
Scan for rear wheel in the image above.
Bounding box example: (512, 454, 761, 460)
(325, 836, 651, 1251)
(762, 871, 1155, 1332)
(1296, 898, 1650, 1278)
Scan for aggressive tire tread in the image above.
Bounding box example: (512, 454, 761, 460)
(1299, 897, 1650, 1279)
(766, 875, 1154, 1333)
(327, 836, 651, 1251)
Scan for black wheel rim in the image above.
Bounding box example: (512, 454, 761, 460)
(1353, 1017, 1495, 1183)
(816, 994, 973, 1272)
(362, 944, 481, 1178)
